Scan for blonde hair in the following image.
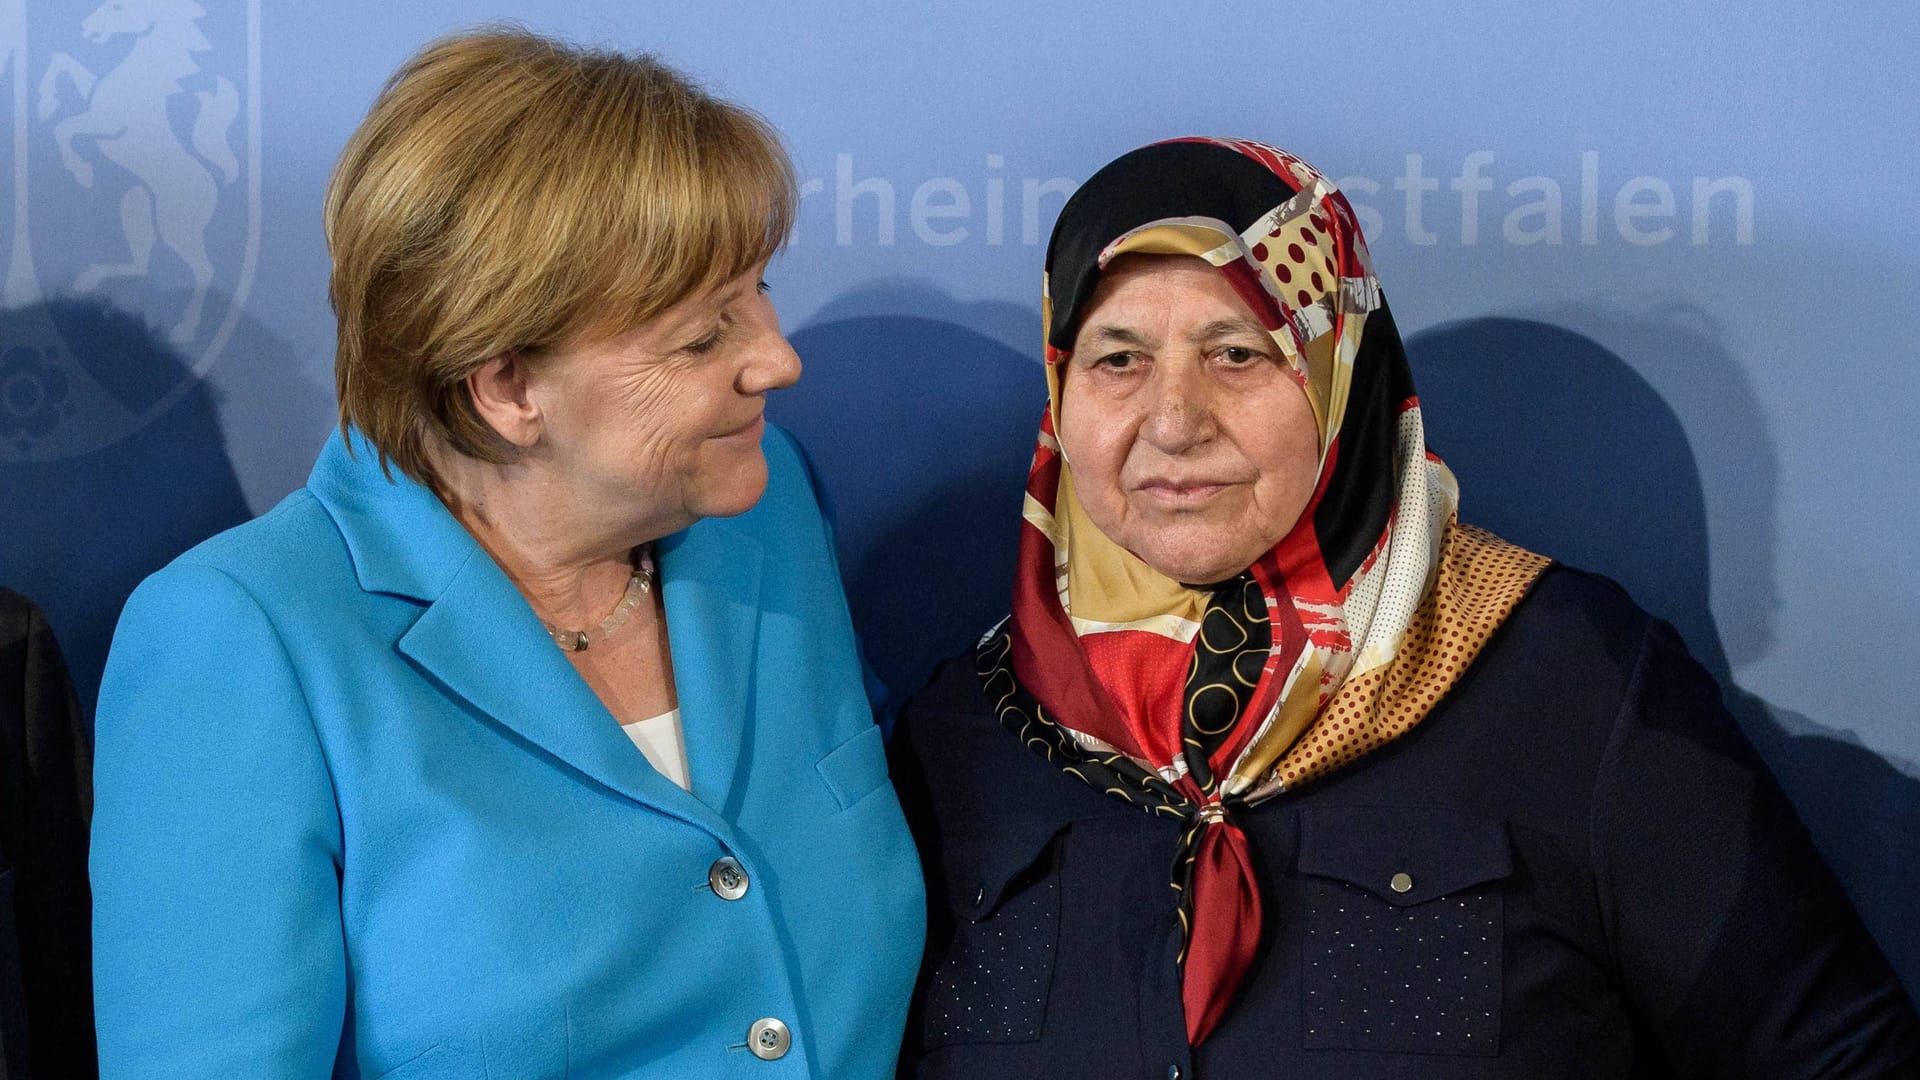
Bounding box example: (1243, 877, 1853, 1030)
(324, 27, 796, 490)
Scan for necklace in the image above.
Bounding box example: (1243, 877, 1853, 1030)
(543, 548, 656, 652)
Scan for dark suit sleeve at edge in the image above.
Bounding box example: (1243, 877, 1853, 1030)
(1592, 619, 1920, 1078)
(0, 590, 98, 1077)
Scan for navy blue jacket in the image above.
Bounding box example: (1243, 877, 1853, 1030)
(891, 567, 1920, 1079)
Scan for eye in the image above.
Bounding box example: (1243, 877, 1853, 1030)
(683, 321, 730, 356)
(1216, 345, 1266, 366)
(756, 280, 771, 295)
(1091, 351, 1138, 371)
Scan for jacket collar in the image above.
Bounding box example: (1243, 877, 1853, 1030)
(306, 429, 764, 829)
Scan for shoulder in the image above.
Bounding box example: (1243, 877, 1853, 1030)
(893, 652, 992, 784)
(1466, 562, 1664, 704)
(165, 489, 347, 585)
(121, 488, 358, 632)
(892, 647, 1117, 817)
(1504, 563, 1653, 651)
(0, 585, 35, 642)
(0, 587, 64, 689)
(895, 653, 993, 748)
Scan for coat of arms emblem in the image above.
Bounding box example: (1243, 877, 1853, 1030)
(0, 0, 258, 462)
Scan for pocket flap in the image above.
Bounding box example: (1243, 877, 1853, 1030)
(942, 817, 1066, 923)
(1297, 805, 1512, 907)
(816, 723, 890, 810)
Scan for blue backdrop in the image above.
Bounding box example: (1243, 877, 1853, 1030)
(3, 0, 1915, 994)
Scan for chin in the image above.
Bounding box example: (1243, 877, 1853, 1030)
(691, 458, 771, 519)
(1132, 527, 1264, 587)
(1135, 548, 1247, 587)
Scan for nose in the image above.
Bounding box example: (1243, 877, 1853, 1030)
(1139, 362, 1216, 454)
(739, 331, 802, 396)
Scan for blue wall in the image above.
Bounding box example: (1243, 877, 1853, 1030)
(3, 0, 1915, 992)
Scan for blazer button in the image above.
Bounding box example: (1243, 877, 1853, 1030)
(1389, 871, 1414, 894)
(747, 1017, 791, 1060)
(709, 856, 750, 901)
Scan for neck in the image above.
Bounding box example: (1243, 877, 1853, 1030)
(430, 446, 659, 630)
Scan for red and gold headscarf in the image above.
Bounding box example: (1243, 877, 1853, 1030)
(977, 138, 1550, 1043)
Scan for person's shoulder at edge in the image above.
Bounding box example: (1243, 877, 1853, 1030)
(1494, 560, 1656, 663)
(127, 481, 351, 614)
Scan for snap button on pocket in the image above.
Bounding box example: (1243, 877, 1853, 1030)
(922, 829, 1065, 1048)
(1297, 806, 1510, 1057)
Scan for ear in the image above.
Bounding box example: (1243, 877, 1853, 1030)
(465, 353, 543, 449)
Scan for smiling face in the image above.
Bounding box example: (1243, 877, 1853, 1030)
(1057, 254, 1322, 585)
(521, 262, 801, 541)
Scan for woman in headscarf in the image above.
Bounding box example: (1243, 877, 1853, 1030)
(891, 137, 1918, 1078)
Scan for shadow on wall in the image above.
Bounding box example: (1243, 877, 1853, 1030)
(1409, 315, 1920, 997)
(0, 294, 310, 718)
(771, 281, 1046, 719)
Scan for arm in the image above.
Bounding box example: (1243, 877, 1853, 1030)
(0, 591, 96, 1074)
(1594, 620, 1920, 1077)
(91, 564, 346, 1078)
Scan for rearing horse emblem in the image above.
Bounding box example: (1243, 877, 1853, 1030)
(0, 0, 257, 462)
(37, 0, 239, 345)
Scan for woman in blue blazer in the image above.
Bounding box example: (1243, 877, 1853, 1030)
(89, 29, 923, 1079)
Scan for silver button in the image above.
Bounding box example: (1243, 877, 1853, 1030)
(1167, 1066, 1183, 1080)
(709, 856, 750, 901)
(1389, 871, 1414, 894)
(747, 1017, 790, 1060)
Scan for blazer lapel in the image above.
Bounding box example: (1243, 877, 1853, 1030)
(308, 430, 728, 834)
(397, 550, 727, 834)
(657, 516, 764, 819)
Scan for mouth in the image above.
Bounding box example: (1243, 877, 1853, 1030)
(1135, 478, 1240, 507)
(716, 413, 766, 441)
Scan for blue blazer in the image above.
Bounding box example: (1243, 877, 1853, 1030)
(91, 426, 925, 1079)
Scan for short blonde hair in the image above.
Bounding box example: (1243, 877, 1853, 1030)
(325, 27, 796, 490)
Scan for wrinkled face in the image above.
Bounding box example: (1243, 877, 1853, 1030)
(1057, 254, 1321, 585)
(524, 262, 800, 538)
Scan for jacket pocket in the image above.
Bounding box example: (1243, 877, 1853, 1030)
(371, 1005, 566, 1080)
(1296, 805, 1511, 1057)
(920, 822, 1065, 1049)
(369, 1039, 481, 1080)
(817, 723, 890, 810)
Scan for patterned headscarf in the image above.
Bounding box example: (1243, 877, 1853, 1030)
(977, 138, 1550, 1044)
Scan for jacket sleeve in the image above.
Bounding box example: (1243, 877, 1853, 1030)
(1593, 619, 1920, 1077)
(0, 590, 97, 1076)
(91, 564, 346, 1078)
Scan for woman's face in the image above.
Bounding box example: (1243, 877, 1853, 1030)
(523, 261, 801, 540)
(1058, 254, 1321, 585)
